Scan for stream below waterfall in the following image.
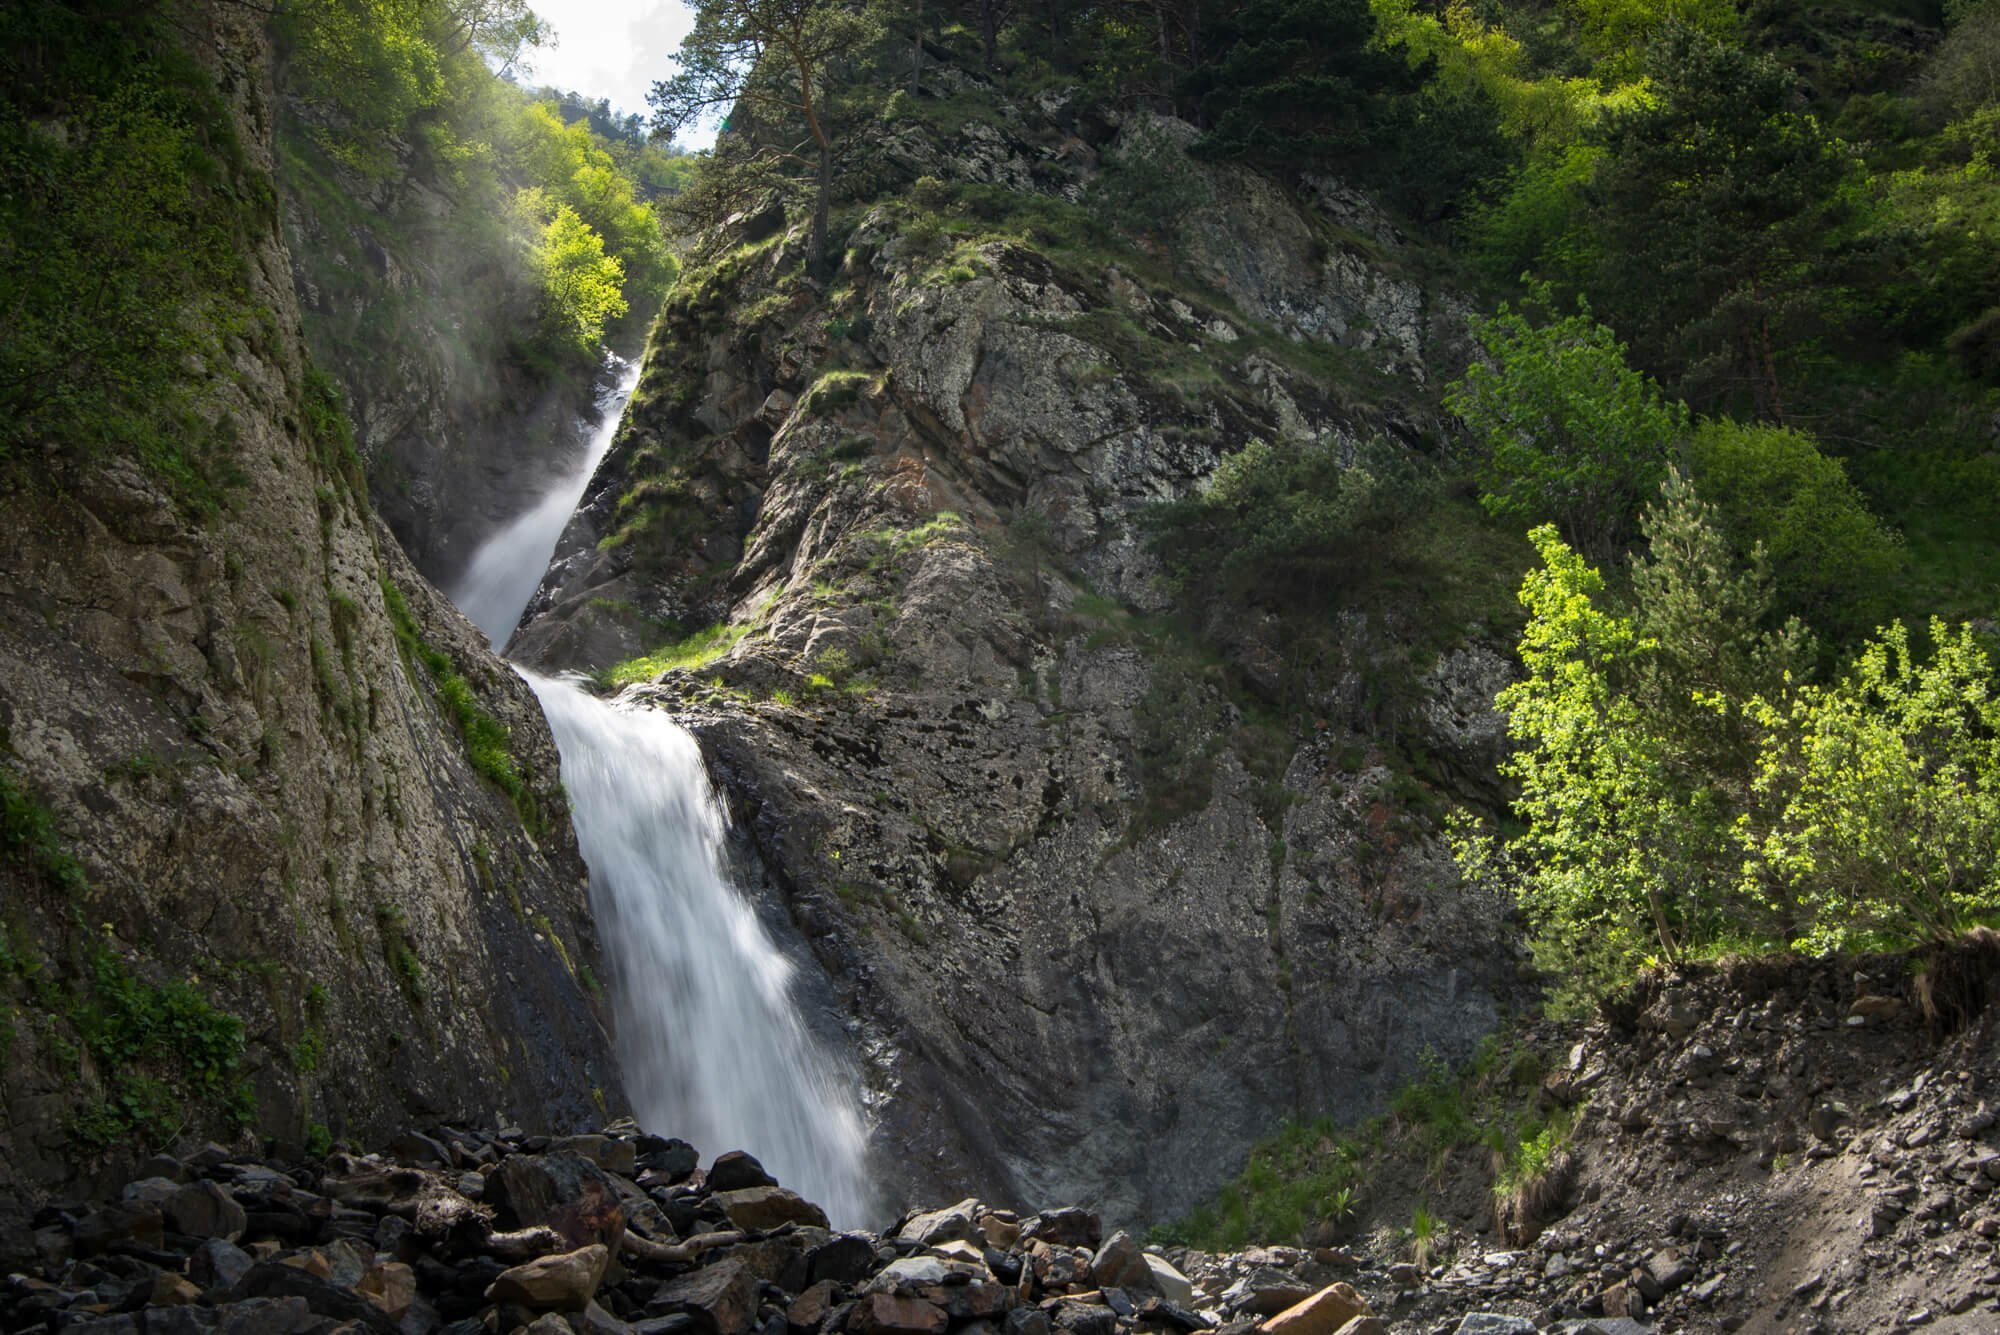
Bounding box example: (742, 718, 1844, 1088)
(448, 359, 876, 1226)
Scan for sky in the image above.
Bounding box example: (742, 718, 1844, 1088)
(517, 0, 718, 148)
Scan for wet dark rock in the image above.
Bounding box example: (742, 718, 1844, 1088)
(652, 1257, 761, 1335)
(709, 1150, 780, 1193)
(224, 1260, 400, 1330)
(812, 1235, 884, 1285)
(1025, 1209, 1102, 1251)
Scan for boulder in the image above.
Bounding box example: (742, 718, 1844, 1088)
(1258, 1283, 1371, 1335)
(555, 1133, 640, 1177)
(811, 1234, 881, 1285)
(1143, 1255, 1195, 1307)
(716, 1185, 831, 1231)
(708, 1151, 778, 1192)
(1090, 1232, 1151, 1291)
(653, 1256, 761, 1335)
(487, 1153, 627, 1249)
(486, 1243, 611, 1313)
(790, 1279, 841, 1331)
(1024, 1208, 1101, 1250)
(74, 1202, 165, 1255)
(225, 1260, 401, 1331)
(1453, 1318, 1536, 1335)
(357, 1260, 417, 1318)
(898, 1199, 981, 1247)
(849, 1294, 949, 1335)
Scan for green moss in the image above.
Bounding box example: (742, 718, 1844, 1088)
(373, 903, 425, 1006)
(380, 581, 546, 833)
(65, 944, 252, 1151)
(0, 5, 264, 517)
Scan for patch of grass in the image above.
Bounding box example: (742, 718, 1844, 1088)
(2, 769, 87, 895)
(66, 944, 252, 1152)
(604, 620, 751, 686)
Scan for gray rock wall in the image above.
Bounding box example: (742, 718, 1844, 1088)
(0, 2, 621, 1202)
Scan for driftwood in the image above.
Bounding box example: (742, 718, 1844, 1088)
(622, 1229, 745, 1265)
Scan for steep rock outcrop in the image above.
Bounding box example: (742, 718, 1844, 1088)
(0, 2, 621, 1204)
(515, 80, 1520, 1222)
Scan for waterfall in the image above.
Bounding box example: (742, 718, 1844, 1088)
(526, 673, 875, 1226)
(453, 358, 640, 647)
(446, 356, 875, 1226)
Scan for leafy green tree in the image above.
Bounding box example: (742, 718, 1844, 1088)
(531, 205, 628, 356)
(1744, 619, 2000, 954)
(1473, 477, 1809, 981)
(1444, 300, 1686, 557)
(1569, 0, 1738, 81)
(1682, 418, 1904, 645)
(648, 0, 875, 272)
(1587, 23, 1858, 418)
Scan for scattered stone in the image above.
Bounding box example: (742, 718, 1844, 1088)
(1092, 1233, 1153, 1292)
(654, 1257, 761, 1335)
(1143, 1255, 1195, 1307)
(1452, 1316, 1535, 1334)
(487, 1243, 610, 1313)
(715, 1185, 831, 1231)
(850, 1293, 950, 1335)
(900, 1200, 982, 1247)
(1258, 1283, 1370, 1335)
(1025, 1209, 1103, 1251)
(488, 1152, 627, 1250)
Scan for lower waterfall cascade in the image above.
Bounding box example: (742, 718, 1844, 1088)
(447, 359, 876, 1226)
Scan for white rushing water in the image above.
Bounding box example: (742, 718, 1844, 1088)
(446, 356, 876, 1223)
(453, 359, 640, 647)
(525, 672, 876, 1226)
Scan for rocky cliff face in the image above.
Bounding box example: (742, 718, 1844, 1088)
(514, 78, 1525, 1223)
(0, 3, 621, 1205)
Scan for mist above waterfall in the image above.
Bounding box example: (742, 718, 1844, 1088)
(525, 672, 877, 1226)
(454, 359, 639, 647)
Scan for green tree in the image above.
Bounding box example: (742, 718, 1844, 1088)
(1588, 23, 1858, 418)
(531, 205, 628, 356)
(1475, 478, 1808, 981)
(1444, 300, 1686, 557)
(1682, 418, 1904, 645)
(648, 0, 875, 272)
(1181, 0, 1423, 174)
(1745, 620, 2000, 954)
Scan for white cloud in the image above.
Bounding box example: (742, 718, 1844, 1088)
(518, 0, 716, 147)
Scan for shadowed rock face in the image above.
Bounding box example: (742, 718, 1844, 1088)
(513, 84, 1522, 1223)
(0, 3, 621, 1202)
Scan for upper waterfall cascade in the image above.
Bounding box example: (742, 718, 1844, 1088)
(448, 359, 876, 1227)
(453, 358, 639, 648)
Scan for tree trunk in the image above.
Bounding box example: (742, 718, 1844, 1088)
(982, 0, 998, 70)
(812, 140, 832, 277)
